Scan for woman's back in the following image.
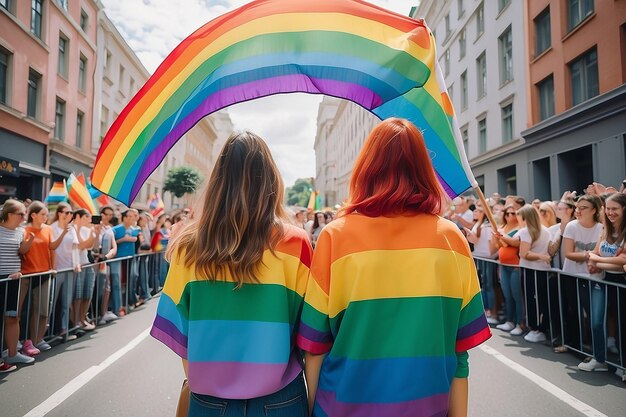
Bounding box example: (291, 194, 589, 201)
(152, 223, 311, 399)
(298, 213, 490, 417)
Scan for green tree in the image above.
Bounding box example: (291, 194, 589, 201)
(286, 178, 314, 207)
(163, 166, 203, 198)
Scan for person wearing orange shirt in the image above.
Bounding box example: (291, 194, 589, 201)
(20, 201, 55, 355)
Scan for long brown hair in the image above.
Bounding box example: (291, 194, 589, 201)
(342, 118, 445, 217)
(517, 204, 542, 243)
(168, 131, 285, 287)
(602, 193, 626, 245)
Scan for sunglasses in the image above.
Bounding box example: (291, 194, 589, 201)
(504, 212, 516, 216)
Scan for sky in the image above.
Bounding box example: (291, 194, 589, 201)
(100, 0, 416, 187)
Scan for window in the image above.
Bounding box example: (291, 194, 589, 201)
(0, 47, 9, 105)
(478, 118, 487, 153)
(459, 29, 466, 59)
(461, 128, 469, 156)
(118, 64, 125, 91)
(80, 9, 88, 31)
(460, 70, 467, 110)
(458, 0, 464, 17)
(54, 98, 65, 140)
(58, 35, 68, 77)
(537, 75, 555, 120)
(1, 0, 11, 12)
(104, 49, 112, 77)
(568, 0, 594, 30)
(445, 14, 451, 38)
(27, 69, 40, 118)
(59, 0, 67, 10)
(499, 26, 513, 84)
(498, 0, 511, 13)
(100, 105, 109, 143)
(31, 0, 42, 38)
(129, 77, 135, 95)
(570, 47, 598, 106)
(476, 3, 484, 38)
(476, 51, 486, 98)
(444, 49, 450, 76)
(78, 55, 87, 92)
(448, 83, 454, 103)
(76, 111, 84, 148)
(501, 103, 513, 143)
(534, 8, 551, 56)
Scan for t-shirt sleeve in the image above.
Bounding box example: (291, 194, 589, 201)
(562, 222, 576, 240)
(150, 251, 190, 359)
(518, 228, 531, 244)
(297, 228, 333, 355)
(455, 234, 491, 356)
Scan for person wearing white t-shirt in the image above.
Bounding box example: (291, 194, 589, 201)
(49, 203, 80, 340)
(451, 196, 475, 230)
(517, 205, 552, 343)
(72, 209, 99, 332)
(464, 205, 498, 324)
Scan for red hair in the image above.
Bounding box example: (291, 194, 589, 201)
(342, 118, 445, 217)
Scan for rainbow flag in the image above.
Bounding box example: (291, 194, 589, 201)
(67, 173, 97, 214)
(45, 180, 68, 204)
(149, 193, 165, 217)
(307, 190, 317, 211)
(91, 0, 476, 205)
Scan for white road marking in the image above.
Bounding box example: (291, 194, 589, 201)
(23, 328, 151, 417)
(479, 344, 608, 417)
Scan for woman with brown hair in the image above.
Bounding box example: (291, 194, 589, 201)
(298, 118, 490, 417)
(151, 131, 312, 417)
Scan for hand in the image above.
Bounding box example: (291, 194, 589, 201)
(8, 272, 22, 280)
(126, 236, 138, 243)
(464, 228, 478, 245)
(26, 232, 35, 242)
(587, 253, 600, 263)
(74, 264, 82, 273)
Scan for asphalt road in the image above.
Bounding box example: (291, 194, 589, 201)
(1, 296, 624, 417)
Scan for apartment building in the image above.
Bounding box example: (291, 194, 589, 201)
(314, 97, 379, 206)
(0, 0, 100, 202)
(413, 0, 529, 197)
(522, 0, 626, 199)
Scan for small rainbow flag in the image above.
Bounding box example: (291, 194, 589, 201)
(45, 181, 68, 204)
(148, 193, 165, 217)
(91, 0, 476, 205)
(67, 173, 97, 214)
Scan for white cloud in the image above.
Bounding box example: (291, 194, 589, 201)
(101, 0, 417, 186)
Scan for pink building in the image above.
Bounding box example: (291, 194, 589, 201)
(0, 0, 101, 202)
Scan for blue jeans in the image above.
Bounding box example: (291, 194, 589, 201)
(477, 259, 495, 310)
(109, 260, 122, 313)
(590, 282, 607, 363)
(188, 373, 307, 417)
(500, 265, 523, 325)
(52, 271, 74, 333)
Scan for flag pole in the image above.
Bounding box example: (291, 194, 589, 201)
(474, 186, 498, 228)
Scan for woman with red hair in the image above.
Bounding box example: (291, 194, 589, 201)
(298, 118, 491, 417)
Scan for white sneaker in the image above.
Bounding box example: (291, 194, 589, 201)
(5, 352, 35, 364)
(102, 311, 118, 322)
(578, 358, 608, 372)
(607, 337, 619, 354)
(496, 321, 515, 332)
(615, 368, 625, 380)
(524, 330, 547, 343)
(510, 325, 524, 336)
(486, 316, 500, 325)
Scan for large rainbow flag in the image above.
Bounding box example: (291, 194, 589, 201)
(91, 0, 476, 205)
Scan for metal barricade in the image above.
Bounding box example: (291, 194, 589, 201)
(473, 255, 625, 372)
(0, 251, 165, 355)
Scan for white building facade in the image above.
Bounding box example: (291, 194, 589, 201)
(314, 97, 379, 207)
(413, 0, 528, 195)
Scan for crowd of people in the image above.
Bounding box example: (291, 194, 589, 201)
(447, 185, 626, 380)
(2, 119, 625, 416)
(0, 200, 184, 373)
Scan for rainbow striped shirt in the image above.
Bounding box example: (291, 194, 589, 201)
(151, 224, 312, 398)
(297, 213, 491, 417)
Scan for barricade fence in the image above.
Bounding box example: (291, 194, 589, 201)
(474, 256, 626, 371)
(1, 251, 166, 355)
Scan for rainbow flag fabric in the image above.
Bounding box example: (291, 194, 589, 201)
(67, 173, 97, 214)
(148, 193, 165, 217)
(297, 214, 491, 417)
(150, 225, 312, 398)
(91, 0, 476, 205)
(45, 181, 68, 204)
